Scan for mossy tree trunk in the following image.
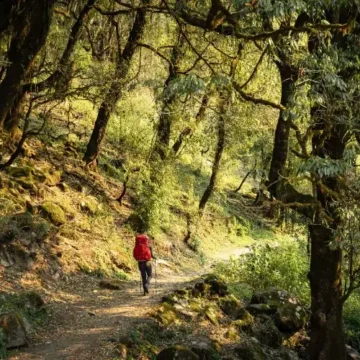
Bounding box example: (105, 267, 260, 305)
(83, 1, 149, 165)
(0, 0, 55, 130)
(4, 0, 97, 132)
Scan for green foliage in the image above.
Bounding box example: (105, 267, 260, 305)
(0, 329, 7, 359)
(216, 240, 310, 302)
(344, 292, 360, 351)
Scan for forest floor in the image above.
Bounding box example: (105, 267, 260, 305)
(8, 248, 244, 360)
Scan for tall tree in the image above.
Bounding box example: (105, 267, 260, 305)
(83, 1, 149, 165)
(0, 0, 55, 129)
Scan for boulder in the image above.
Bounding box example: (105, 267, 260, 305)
(274, 303, 307, 333)
(154, 303, 179, 326)
(204, 275, 228, 297)
(234, 340, 266, 360)
(253, 317, 283, 348)
(157, 346, 199, 360)
(204, 305, 220, 326)
(80, 198, 98, 215)
(224, 326, 240, 341)
(193, 282, 211, 298)
(219, 295, 244, 319)
(39, 202, 66, 225)
(250, 289, 307, 333)
(246, 303, 277, 316)
(232, 308, 254, 332)
(0, 313, 29, 349)
(191, 342, 219, 360)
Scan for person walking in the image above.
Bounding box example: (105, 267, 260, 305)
(133, 234, 156, 295)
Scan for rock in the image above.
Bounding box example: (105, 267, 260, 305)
(204, 275, 228, 297)
(191, 342, 219, 360)
(253, 317, 283, 348)
(234, 340, 266, 360)
(154, 303, 179, 326)
(219, 295, 244, 319)
(157, 346, 199, 360)
(39, 202, 66, 225)
(0, 313, 29, 349)
(274, 303, 307, 333)
(23, 292, 45, 311)
(115, 343, 127, 359)
(204, 305, 219, 326)
(45, 170, 62, 186)
(246, 303, 277, 316)
(80, 198, 98, 215)
(231, 308, 254, 331)
(7, 166, 32, 178)
(347, 345, 360, 360)
(225, 326, 240, 341)
(193, 282, 211, 298)
(277, 349, 300, 360)
(99, 280, 125, 290)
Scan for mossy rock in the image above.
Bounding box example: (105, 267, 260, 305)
(204, 275, 228, 297)
(204, 305, 220, 326)
(274, 303, 307, 333)
(45, 170, 62, 186)
(0, 312, 29, 349)
(6, 166, 32, 178)
(225, 326, 240, 341)
(254, 317, 283, 349)
(246, 303, 277, 316)
(39, 202, 66, 225)
(219, 295, 244, 319)
(154, 303, 179, 327)
(193, 282, 211, 297)
(157, 346, 199, 360)
(232, 308, 254, 331)
(80, 198, 98, 215)
(234, 340, 266, 360)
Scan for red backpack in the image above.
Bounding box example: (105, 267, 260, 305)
(133, 234, 151, 261)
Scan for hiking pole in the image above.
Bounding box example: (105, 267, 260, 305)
(139, 273, 142, 294)
(155, 260, 157, 294)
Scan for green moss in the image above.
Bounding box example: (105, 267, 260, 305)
(40, 202, 66, 225)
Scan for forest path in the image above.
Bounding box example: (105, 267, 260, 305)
(9, 248, 247, 360)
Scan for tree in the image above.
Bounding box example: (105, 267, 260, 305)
(83, 0, 150, 165)
(0, 0, 55, 130)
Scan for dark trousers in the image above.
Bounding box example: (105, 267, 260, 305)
(138, 261, 152, 292)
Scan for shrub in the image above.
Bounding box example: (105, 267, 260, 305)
(344, 291, 360, 351)
(216, 240, 310, 302)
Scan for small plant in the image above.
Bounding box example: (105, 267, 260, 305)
(0, 328, 8, 359)
(344, 292, 360, 351)
(216, 240, 310, 302)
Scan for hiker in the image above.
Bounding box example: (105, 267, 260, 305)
(133, 234, 156, 295)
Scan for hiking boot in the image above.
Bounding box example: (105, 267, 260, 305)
(144, 288, 149, 296)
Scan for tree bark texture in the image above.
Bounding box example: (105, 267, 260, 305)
(268, 60, 297, 198)
(153, 31, 185, 160)
(4, 0, 97, 131)
(0, 0, 55, 129)
(83, 1, 149, 164)
(198, 98, 226, 216)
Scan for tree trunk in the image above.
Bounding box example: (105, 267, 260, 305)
(308, 222, 345, 360)
(153, 31, 184, 160)
(83, 2, 149, 164)
(198, 99, 225, 216)
(4, 0, 96, 131)
(268, 61, 297, 198)
(0, 0, 55, 129)
(308, 121, 348, 360)
(0, 0, 15, 39)
(172, 94, 209, 155)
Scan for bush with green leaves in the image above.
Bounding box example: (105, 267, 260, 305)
(216, 240, 310, 302)
(0, 328, 7, 359)
(344, 291, 360, 351)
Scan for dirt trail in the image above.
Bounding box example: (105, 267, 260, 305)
(9, 249, 246, 360)
(9, 268, 197, 360)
